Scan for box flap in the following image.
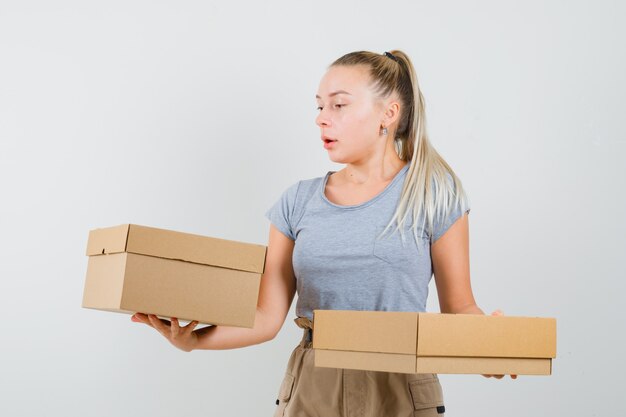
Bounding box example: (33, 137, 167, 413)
(415, 356, 552, 375)
(87, 224, 267, 274)
(86, 224, 130, 256)
(312, 310, 418, 355)
(417, 313, 557, 359)
(82, 252, 128, 308)
(315, 349, 417, 374)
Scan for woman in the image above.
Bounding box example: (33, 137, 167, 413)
(132, 50, 515, 416)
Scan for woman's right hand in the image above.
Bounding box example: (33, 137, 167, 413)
(132, 313, 200, 352)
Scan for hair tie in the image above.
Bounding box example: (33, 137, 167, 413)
(384, 51, 399, 62)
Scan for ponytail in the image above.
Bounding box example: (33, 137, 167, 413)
(331, 50, 471, 251)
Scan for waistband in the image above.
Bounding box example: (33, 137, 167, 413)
(294, 316, 313, 347)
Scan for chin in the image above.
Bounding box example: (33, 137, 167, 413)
(327, 149, 363, 165)
(328, 154, 350, 164)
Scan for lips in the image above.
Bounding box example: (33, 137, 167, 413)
(322, 136, 337, 150)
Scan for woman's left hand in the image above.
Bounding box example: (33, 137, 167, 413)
(481, 309, 518, 380)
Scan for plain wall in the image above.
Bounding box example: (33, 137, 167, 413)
(1, 1, 624, 416)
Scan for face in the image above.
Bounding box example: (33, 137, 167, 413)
(315, 65, 387, 164)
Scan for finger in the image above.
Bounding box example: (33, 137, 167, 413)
(147, 314, 162, 332)
(183, 320, 199, 333)
(148, 314, 170, 334)
(171, 317, 180, 334)
(132, 313, 153, 326)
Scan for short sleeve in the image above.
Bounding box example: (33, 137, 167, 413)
(430, 173, 471, 244)
(264, 181, 301, 241)
(431, 202, 471, 244)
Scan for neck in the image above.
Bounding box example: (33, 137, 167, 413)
(341, 157, 407, 186)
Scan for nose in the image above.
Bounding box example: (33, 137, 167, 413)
(315, 109, 330, 128)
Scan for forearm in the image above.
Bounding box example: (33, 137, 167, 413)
(442, 303, 485, 315)
(192, 308, 275, 350)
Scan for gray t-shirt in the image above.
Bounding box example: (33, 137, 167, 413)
(264, 164, 470, 321)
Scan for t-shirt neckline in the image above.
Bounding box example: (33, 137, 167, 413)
(320, 163, 409, 210)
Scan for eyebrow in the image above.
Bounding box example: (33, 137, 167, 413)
(315, 90, 352, 99)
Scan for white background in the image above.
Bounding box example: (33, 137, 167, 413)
(1, 1, 624, 416)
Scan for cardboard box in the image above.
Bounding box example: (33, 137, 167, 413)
(82, 224, 267, 328)
(313, 310, 556, 375)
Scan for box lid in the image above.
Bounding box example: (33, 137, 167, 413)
(312, 310, 557, 360)
(417, 313, 557, 359)
(86, 224, 267, 274)
(312, 310, 418, 355)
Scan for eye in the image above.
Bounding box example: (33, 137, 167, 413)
(317, 106, 323, 111)
(334, 104, 344, 109)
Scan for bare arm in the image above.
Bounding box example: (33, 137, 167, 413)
(431, 213, 516, 379)
(133, 224, 297, 351)
(431, 212, 482, 314)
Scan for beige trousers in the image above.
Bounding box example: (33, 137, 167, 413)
(273, 317, 445, 417)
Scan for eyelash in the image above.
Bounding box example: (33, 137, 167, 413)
(317, 104, 344, 111)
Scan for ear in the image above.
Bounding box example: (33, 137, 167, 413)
(381, 99, 401, 130)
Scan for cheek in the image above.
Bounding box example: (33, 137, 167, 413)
(339, 110, 377, 138)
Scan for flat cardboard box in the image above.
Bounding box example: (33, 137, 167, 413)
(313, 310, 556, 375)
(82, 224, 267, 327)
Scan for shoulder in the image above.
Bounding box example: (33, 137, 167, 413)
(285, 172, 327, 197)
(297, 174, 326, 195)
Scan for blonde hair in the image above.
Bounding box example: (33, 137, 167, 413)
(331, 50, 471, 251)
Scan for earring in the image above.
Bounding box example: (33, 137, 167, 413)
(381, 126, 388, 136)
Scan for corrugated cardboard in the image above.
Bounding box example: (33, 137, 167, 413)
(85, 224, 266, 273)
(313, 310, 556, 375)
(82, 224, 267, 327)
